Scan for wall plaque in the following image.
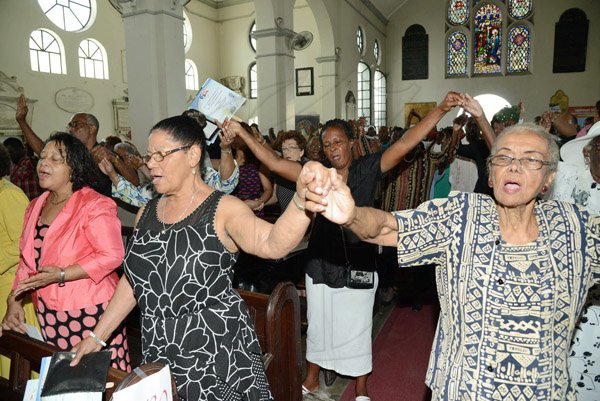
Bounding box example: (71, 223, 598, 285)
(55, 87, 94, 113)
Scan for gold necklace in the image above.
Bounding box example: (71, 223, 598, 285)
(160, 189, 201, 234)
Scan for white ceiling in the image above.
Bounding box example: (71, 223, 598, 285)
(203, 0, 405, 22)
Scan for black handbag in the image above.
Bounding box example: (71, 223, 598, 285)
(41, 351, 111, 396)
(340, 227, 375, 289)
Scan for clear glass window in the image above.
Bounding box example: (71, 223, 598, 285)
(249, 62, 257, 99)
(37, 0, 95, 32)
(185, 59, 199, 91)
(373, 70, 386, 129)
(357, 62, 371, 124)
(374, 40, 380, 64)
(357, 26, 364, 55)
(249, 21, 257, 52)
(183, 11, 192, 53)
(29, 29, 66, 74)
(78, 38, 108, 79)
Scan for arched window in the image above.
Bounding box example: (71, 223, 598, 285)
(374, 40, 380, 64)
(249, 21, 257, 53)
(249, 62, 257, 99)
(445, 0, 534, 77)
(356, 26, 365, 55)
(29, 28, 66, 74)
(184, 59, 198, 91)
(37, 0, 95, 32)
(183, 11, 192, 53)
(373, 70, 386, 129)
(446, 30, 468, 77)
(357, 62, 371, 123)
(78, 39, 108, 79)
(507, 24, 531, 73)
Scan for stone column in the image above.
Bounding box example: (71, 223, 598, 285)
(120, 0, 187, 152)
(316, 54, 339, 122)
(253, 0, 296, 131)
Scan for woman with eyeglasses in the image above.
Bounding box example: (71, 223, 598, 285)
(0, 132, 131, 372)
(304, 123, 600, 401)
(70, 115, 316, 401)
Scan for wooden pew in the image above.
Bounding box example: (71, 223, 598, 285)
(0, 331, 128, 401)
(237, 281, 302, 401)
(0, 281, 302, 401)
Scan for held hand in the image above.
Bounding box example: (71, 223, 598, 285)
(319, 168, 356, 225)
(439, 91, 463, 112)
(15, 266, 61, 294)
(219, 118, 245, 139)
(219, 127, 235, 149)
(1, 299, 27, 335)
(70, 336, 101, 367)
(297, 161, 332, 209)
(15, 94, 28, 122)
(91, 145, 111, 163)
(461, 93, 484, 119)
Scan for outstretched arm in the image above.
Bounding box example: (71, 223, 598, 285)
(220, 119, 302, 182)
(302, 162, 398, 246)
(15, 94, 44, 156)
(380, 92, 463, 173)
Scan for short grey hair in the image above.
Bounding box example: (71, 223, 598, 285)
(489, 123, 560, 172)
(114, 141, 140, 156)
(83, 113, 99, 131)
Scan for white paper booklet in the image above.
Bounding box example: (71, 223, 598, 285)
(189, 78, 246, 125)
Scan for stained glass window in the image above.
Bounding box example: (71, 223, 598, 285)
(448, 0, 469, 25)
(507, 25, 530, 73)
(79, 39, 108, 79)
(473, 4, 502, 75)
(447, 31, 468, 76)
(508, 0, 532, 19)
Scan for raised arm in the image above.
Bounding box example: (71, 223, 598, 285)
(461, 93, 495, 149)
(221, 119, 302, 182)
(92, 146, 140, 187)
(380, 91, 462, 173)
(218, 127, 236, 181)
(15, 94, 44, 156)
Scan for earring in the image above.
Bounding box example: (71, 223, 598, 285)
(488, 179, 493, 188)
(192, 169, 196, 175)
(541, 185, 548, 194)
(585, 156, 591, 170)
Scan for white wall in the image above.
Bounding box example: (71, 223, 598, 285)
(0, 0, 127, 141)
(386, 0, 600, 128)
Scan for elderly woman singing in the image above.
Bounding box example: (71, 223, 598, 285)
(303, 123, 600, 401)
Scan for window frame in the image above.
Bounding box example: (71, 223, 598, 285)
(357, 61, 371, 124)
(184, 59, 199, 91)
(29, 28, 67, 75)
(248, 62, 257, 99)
(78, 38, 109, 79)
(37, 0, 96, 32)
(373, 70, 387, 129)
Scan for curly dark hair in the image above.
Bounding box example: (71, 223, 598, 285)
(151, 115, 207, 172)
(319, 118, 354, 147)
(0, 144, 11, 177)
(44, 132, 103, 192)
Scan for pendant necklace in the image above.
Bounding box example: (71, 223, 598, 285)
(160, 189, 201, 234)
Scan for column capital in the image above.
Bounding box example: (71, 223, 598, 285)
(252, 27, 295, 40)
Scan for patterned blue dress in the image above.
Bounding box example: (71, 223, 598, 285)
(124, 191, 272, 401)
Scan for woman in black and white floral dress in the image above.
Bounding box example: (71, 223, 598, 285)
(71, 115, 315, 400)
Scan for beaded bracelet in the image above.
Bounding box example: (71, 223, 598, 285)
(89, 331, 107, 348)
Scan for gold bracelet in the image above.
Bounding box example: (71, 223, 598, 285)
(292, 193, 305, 212)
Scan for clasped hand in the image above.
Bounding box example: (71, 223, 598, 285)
(297, 161, 356, 225)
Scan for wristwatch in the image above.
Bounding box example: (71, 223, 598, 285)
(58, 269, 66, 287)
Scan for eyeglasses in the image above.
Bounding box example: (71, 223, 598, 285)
(67, 121, 91, 129)
(142, 145, 191, 163)
(281, 146, 300, 152)
(489, 155, 555, 170)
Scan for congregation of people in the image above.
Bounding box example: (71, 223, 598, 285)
(0, 90, 599, 401)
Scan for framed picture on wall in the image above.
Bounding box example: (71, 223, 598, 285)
(296, 67, 314, 96)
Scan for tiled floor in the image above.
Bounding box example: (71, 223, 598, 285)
(301, 299, 396, 401)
